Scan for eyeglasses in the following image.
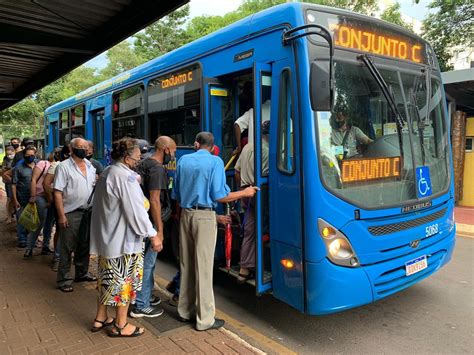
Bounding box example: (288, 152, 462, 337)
(127, 156, 140, 163)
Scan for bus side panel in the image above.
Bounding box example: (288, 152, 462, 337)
(271, 241, 304, 311)
(46, 112, 59, 154)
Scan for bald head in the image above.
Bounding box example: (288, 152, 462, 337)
(154, 136, 177, 152)
(70, 137, 88, 149)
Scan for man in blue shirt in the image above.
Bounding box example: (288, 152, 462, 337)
(172, 132, 258, 331)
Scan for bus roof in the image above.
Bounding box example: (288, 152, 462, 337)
(45, 2, 430, 115)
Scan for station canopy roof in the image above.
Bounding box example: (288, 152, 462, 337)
(0, 0, 188, 111)
(442, 68, 474, 116)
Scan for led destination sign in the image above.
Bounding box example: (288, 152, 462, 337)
(332, 25, 424, 63)
(160, 70, 194, 89)
(341, 157, 401, 184)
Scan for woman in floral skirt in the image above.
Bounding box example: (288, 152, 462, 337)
(89, 138, 161, 337)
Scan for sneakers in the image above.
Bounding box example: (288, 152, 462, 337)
(130, 306, 164, 318)
(150, 296, 161, 306)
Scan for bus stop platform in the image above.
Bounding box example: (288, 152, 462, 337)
(455, 206, 474, 238)
(0, 204, 262, 354)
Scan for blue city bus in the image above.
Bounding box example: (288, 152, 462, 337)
(44, 3, 456, 315)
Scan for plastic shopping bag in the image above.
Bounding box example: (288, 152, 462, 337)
(18, 203, 40, 232)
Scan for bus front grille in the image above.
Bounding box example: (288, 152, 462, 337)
(373, 250, 446, 298)
(368, 208, 447, 236)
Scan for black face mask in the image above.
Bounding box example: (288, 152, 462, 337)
(11, 143, 19, 149)
(163, 152, 173, 165)
(72, 148, 87, 159)
(25, 156, 35, 164)
(86, 154, 93, 160)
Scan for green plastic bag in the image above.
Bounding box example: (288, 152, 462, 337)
(19, 203, 40, 232)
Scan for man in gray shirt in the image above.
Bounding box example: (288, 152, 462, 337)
(54, 138, 97, 292)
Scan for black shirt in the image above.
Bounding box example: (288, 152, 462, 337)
(137, 157, 168, 205)
(11, 150, 24, 168)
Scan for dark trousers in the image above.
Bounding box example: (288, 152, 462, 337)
(56, 210, 91, 287)
(240, 196, 256, 269)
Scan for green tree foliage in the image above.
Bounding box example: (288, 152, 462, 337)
(380, 2, 413, 31)
(99, 41, 147, 79)
(134, 5, 191, 61)
(0, 97, 42, 138)
(422, 0, 474, 72)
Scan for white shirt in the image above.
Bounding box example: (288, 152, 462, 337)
(53, 157, 96, 213)
(235, 100, 271, 145)
(89, 163, 156, 258)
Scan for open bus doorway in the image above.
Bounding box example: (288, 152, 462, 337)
(210, 67, 272, 294)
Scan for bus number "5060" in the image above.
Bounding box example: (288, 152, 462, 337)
(425, 223, 439, 238)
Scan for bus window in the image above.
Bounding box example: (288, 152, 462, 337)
(148, 65, 201, 146)
(50, 121, 58, 148)
(277, 69, 294, 174)
(260, 74, 271, 177)
(112, 85, 145, 140)
(71, 105, 85, 140)
(59, 110, 70, 145)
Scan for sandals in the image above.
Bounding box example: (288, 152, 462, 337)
(74, 274, 97, 282)
(108, 322, 144, 338)
(91, 318, 115, 333)
(58, 285, 74, 292)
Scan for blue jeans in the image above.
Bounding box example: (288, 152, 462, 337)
(16, 206, 28, 244)
(26, 196, 49, 250)
(135, 239, 158, 309)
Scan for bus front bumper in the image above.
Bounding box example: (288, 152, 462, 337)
(305, 229, 456, 315)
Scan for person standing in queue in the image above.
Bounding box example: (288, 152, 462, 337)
(54, 138, 97, 292)
(90, 138, 161, 337)
(86, 141, 104, 176)
(130, 136, 177, 318)
(172, 132, 258, 331)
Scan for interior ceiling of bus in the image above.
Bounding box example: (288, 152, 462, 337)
(0, 0, 189, 111)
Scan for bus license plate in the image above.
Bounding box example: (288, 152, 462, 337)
(405, 255, 428, 276)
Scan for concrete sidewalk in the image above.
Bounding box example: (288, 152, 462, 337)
(0, 203, 263, 354)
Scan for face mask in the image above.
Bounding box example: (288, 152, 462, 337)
(7, 154, 14, 159)
(12, 143, 20, 149)
(163, 152, 173, 165)
(86, 154, 93, 160)
(72, 148, 87, 159)
(25, 156, 35, 164)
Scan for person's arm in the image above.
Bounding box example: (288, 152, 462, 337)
(29, 166, 41, 203)
(53, 190, 68, 228)
(217, 187, 258, 203)
(233, 123, 242, 154)
(11, 184, 20, 209)
(355, 127, 373, 145)
(149, 189, 164, 249)
(53, 164, 68, 228)
(43, 173, 54, 203)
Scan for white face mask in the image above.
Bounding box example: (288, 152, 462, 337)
(7, 154, 14, 159)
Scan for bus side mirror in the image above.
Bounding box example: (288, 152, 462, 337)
(310, 60, 333, 112)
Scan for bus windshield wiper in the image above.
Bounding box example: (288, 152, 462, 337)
(410, 88, 426, 165)
(357, 54, 405, 159)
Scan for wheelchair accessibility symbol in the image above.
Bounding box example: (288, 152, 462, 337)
(416, 166, 432, 198)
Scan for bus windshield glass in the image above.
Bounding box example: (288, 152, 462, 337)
(315, 60, 450, 209)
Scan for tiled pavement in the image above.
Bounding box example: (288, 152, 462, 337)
(0, 199, 263, 354)
(455, 206, 474, 237)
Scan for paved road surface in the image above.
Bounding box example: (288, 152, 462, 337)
(157, 235, 473, 354)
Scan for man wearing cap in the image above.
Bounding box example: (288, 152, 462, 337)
(172, 132, 258, 331)
(12, 137, 35, 168)
(234, 120, 270, 283)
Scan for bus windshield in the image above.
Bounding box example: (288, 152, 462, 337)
(316, 59, 450, 209)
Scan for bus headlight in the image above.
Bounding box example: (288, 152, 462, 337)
(318, 218, 360, 267)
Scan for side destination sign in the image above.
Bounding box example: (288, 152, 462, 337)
(341, 156, 401, 184)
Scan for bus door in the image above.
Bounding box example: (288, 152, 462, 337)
(90, 109, 105, 163)
(253, 62, 273, 295)
(267, 59, 304, 311)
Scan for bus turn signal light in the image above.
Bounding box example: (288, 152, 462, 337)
(281, 259, 295, 269)
(321, 226, 336, 239)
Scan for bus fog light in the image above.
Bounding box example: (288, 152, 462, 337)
(350, 257, 359, 266)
